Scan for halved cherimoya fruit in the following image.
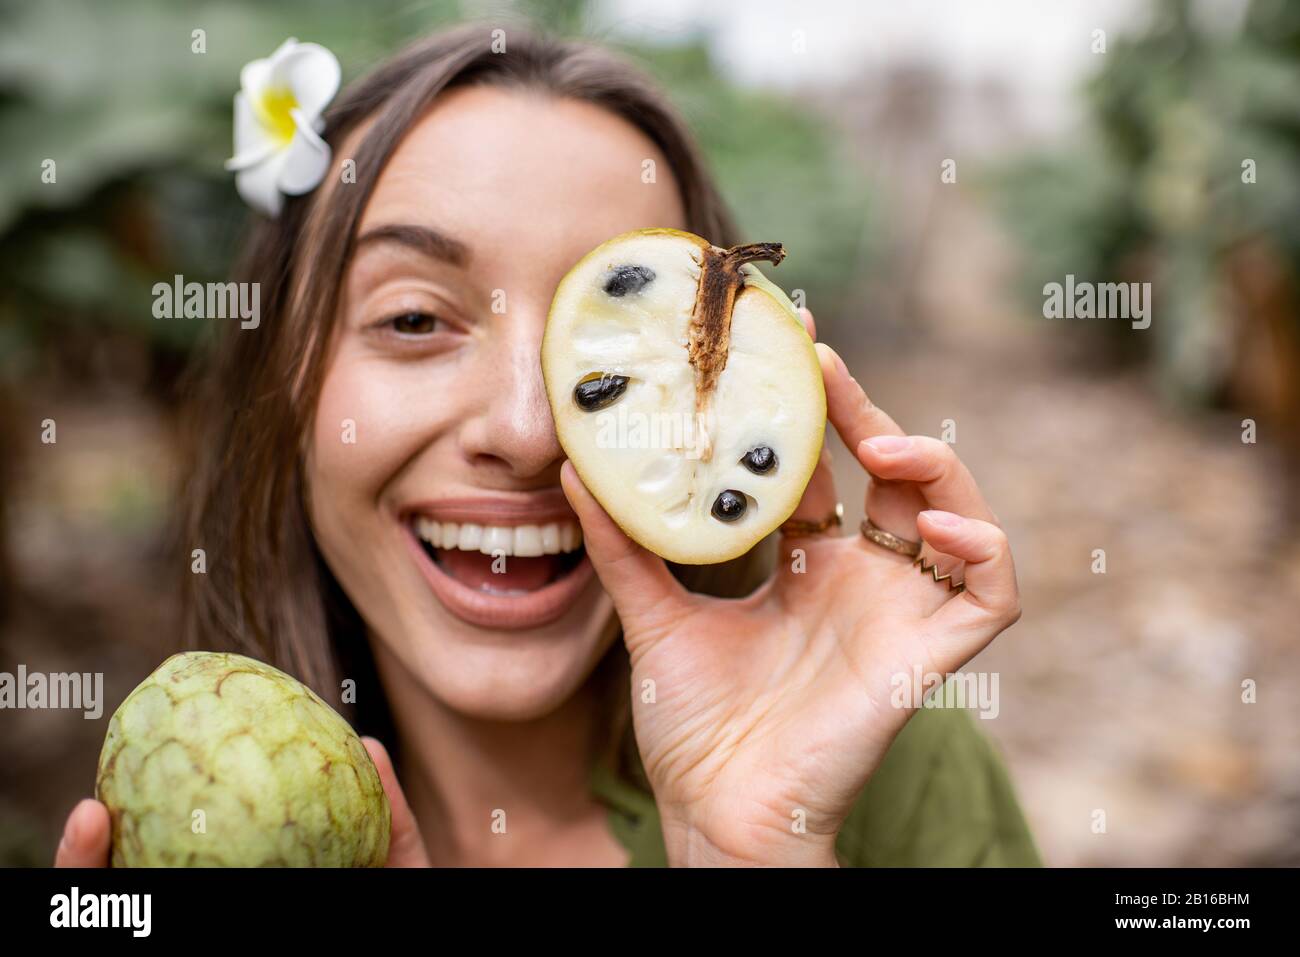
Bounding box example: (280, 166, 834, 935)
(542, 228, 826, 565)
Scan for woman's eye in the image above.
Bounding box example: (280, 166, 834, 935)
(388, 312, 439, 335)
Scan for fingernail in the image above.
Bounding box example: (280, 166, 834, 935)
(922, 509, 963, 528)
(863, 435, 911, 454)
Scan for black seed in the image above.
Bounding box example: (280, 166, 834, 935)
(573, 374, 629, 412)
(741, 446, 777, 474)
(602, 265, 655, 297)
(711, 490, 747, 522)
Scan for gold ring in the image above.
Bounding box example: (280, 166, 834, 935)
(780, 502, 843, 537)
(859, 517, 922, 558)
(914, 555, 966, 594)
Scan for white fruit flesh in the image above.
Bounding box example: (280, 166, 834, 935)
(543, 228, 826, 565)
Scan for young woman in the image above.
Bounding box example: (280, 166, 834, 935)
(56, 24, 1039, 867)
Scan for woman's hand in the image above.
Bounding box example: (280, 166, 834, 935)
(54, 798, 111, 867)
(361, 737, 431, 867)
(561, 309, 1022, 867)
(52, 737, 429, 867)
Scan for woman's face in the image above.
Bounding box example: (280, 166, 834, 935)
(306, 85, 687, 720)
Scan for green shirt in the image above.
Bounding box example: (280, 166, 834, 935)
(589, 705, 1043, 867)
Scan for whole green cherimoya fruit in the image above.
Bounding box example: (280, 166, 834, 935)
(96, 651, 390, 867)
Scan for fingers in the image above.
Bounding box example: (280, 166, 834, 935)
(915, 510, 1021, 644)
(54, 798, 110, 867)
(857, 435, 998, 525)
(362, 736, 431, 868)
(560, 460, 691, 629)
(779, 444, 840, 541)
(796, 306, 817, 340)
(816, 343, 926, 538)
(816, 343, 905, 448)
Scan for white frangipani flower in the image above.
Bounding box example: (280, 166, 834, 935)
(225, 38, 341, 217)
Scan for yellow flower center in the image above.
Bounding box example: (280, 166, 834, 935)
(253, 86, 299, 144)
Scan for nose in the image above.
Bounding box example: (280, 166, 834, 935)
(456, 310, 564, 479)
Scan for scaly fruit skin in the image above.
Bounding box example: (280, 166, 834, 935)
(96, 652, 390, 867)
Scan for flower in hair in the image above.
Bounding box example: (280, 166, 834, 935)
(224, 38, 340, 217)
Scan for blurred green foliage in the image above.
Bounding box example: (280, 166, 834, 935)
(989, 0, 1300, 404)
(0, 0, 873, 392)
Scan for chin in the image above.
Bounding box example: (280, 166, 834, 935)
(408, 591, 617, 721)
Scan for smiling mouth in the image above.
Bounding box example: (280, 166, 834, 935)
(410, 517, 587, 595)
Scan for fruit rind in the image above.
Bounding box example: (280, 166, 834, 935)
(95, 651, 390, 868)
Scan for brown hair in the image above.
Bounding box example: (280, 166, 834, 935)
(178, 23, 771, 762)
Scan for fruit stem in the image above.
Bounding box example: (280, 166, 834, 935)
(687, 241, 785, 461)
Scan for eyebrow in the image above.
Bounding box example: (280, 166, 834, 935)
(353, 223, 470, 267)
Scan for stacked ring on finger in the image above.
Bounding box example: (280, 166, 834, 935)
(859, 517, 921, 558)
(859, 517, 966, 593)
(913, 554, 966, 594)
(779, 502, 844, 537)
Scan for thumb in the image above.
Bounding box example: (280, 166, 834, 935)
(362, 736, 430, 868)
(54, 798, 111, 867)
(560, 460, 691, 632)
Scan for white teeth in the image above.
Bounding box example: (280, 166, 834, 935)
(514, 525, 544, 557)
(413, 518, 583, 556)
(561, 523, 582, 552)
(480, 526, 512, 556)
(417, 517, 436, 545)
(540, 523, 560, 553)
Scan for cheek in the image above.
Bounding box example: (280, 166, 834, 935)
(308, 351, 436, 521)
